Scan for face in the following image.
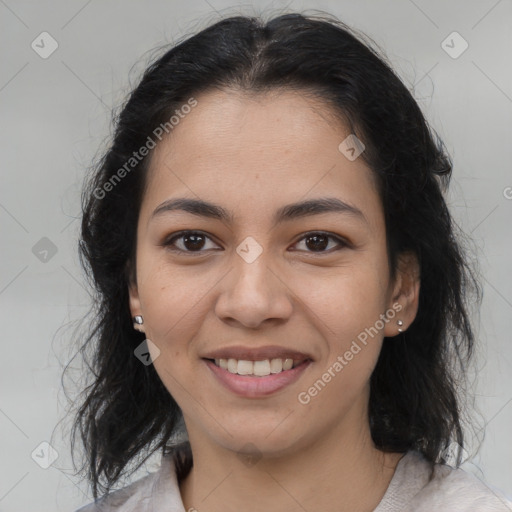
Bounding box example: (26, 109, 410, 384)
(129, 88, 418, 458)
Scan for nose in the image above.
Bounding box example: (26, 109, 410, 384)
(214, 251, 294, 329)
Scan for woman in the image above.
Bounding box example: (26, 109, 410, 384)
(71, 11, 512, 511)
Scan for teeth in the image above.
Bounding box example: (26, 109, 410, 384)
(237, 360, 253, 375)
(253, 360, 270, 376)
(270, 358, 283, 373)
(213, 357, 303, 376)
(283, 358, 293, 370)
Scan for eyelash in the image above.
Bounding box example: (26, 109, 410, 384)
(161, 230, 350, 255)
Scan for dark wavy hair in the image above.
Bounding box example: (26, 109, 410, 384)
(69, 10, 481, 500)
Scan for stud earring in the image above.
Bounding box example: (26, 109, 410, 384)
(397, 319, 404, 333)
(133, 315, 144, 332)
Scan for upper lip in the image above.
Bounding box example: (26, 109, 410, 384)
(202, 345, 313, 362)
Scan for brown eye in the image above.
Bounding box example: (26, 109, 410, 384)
(292, 232, 348, 253)
(163, 231, 220, 253)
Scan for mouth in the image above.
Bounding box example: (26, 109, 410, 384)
(204, 357, 308, 377)
(201, 346, 313, 397)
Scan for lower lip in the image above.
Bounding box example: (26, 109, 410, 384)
(204, 359, 311, 398)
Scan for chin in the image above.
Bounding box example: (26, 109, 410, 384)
(202, 418, 304, 457)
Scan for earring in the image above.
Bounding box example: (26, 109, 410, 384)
(397, 319, 404, 333)
(133, 315, 144, 332)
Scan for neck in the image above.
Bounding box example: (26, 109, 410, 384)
(179, 420, 404, 512)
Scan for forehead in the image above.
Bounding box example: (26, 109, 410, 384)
(155, 88, 351, 161)
(141, 88, 381, 227)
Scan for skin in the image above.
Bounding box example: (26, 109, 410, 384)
(129, 88, 420, 512)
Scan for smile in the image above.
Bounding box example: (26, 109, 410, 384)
(204, 358, 312, 397)
(210, 357, 306, 376)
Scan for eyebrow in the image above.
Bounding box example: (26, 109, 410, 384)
(150, 196, 368, 227)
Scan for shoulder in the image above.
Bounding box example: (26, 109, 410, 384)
(74, 453, 185, 512)
(74, 471, 157, 512)
(398, 451, 512, 511)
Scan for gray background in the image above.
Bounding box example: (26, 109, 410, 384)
(1, 0, 511, 510)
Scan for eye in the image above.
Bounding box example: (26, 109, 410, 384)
(162, 230, 348, 255)
(162, 231, 220, 253)
(291, 232, 349, 253)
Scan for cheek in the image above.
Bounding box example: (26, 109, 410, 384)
(136, 259, 210, 355)
(297, 261, 389, 334)
(293, 261, 389, 395)
(137, 264, 208, 404)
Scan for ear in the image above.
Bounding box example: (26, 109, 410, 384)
(127, 262, 145, 333)
(384, 251, 420, 337)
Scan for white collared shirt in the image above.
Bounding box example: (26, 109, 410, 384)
(75, 449, 512, 511)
